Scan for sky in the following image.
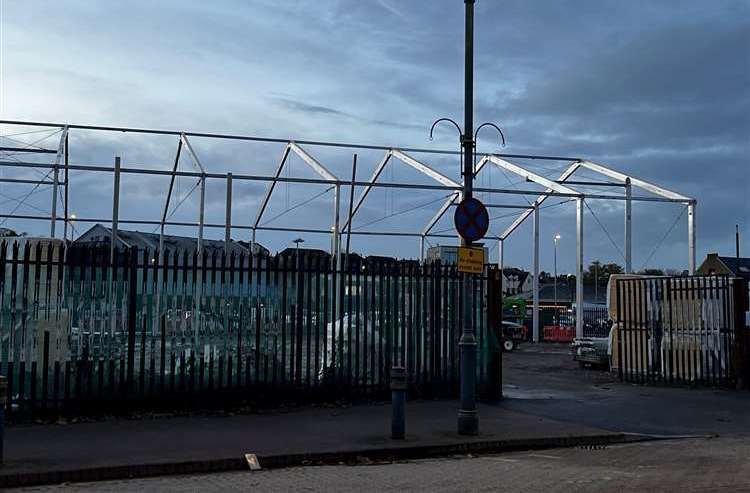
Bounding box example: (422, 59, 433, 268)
(0, 0, 748, 274)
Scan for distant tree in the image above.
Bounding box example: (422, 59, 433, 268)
(583, 260, 623, 282)
(639, 268, 664, 276)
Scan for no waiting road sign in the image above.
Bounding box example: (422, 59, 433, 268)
(454, 197, 489, 243)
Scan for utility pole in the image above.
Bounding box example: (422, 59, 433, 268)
(457, 0, 478, 436)
(737, 224, 741, 260)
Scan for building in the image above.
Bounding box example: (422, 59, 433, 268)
(277, 247, 333, 265)
(74, 224, 270, 257)
(519, 283, 607, 307)
(502, 267, 532, 296)
(697, 253, 750, 283)
(425, 245, 490, 265)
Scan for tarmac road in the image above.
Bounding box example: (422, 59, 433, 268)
(501, 344, 750, 436)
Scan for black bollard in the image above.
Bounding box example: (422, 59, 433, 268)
(390, 366, 407, 439)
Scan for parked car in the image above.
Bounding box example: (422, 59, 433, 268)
(501, 320, 527, 352)
(571, 337, 610, 369)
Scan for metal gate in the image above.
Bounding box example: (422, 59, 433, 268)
(615, 275, 749, 387)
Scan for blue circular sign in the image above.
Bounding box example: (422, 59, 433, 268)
(454, 197, 489, 242)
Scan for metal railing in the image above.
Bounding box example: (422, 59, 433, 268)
(0, 240, 502, 416)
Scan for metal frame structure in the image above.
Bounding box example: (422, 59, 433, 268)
(0, 119, 696, 343)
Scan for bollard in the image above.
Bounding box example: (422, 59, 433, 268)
(0, 375, 6, 465)
(390, 366, 407, 440)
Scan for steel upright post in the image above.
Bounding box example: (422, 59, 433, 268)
(624, 177, 632, 273)
(575, 198, 584, 339)
(553, 235, 558, 323)
(688, 201, 696, 274)
(111, 156, 121, 265)
(198, 175, 206, 257)
(225, 173, 233, 255)
(498, 238, 503, 271)
(63, 131, 70, 242)
(457, 0, 478, 436)
(532, 204, 540, 343)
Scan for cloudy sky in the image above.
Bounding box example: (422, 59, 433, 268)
(1, 0, 748, 273)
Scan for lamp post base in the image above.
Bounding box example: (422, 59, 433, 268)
(457, 409, 479, 436)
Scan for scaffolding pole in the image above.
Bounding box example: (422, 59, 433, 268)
(498, 239, 504, 293)
(688, 201, 696, 274)
(625, 177, 632, 273)
(575, 198, 584, 339)
(111, 156, 121, 265)
(50, 127, 67, 238)
(532, 204, 540, 343)
(225, 172, 233, 254)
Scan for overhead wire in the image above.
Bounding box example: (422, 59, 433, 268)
(639, 206, 687, 271)
(582, 199, 626, 262)
(0, 188, 48, 213)
(149, 177, 201, 233)
(0, 129, 62, 157)
(0, 169, 54, 227)
(355, 193, 455, 230)
(261, 186, 334, 227)
(0, 127, 63, 138)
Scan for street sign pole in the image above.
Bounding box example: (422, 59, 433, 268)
(458, 0, 478, 436)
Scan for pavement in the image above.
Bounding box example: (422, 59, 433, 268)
(1, 399, 622, 488)
(17, 436, 750, 492)
(3, 343, 749, 488)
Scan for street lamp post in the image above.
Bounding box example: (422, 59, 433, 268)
(430, 0, 504, 436)
(293, 238, 305, 270)
(553, 234, 560, 323)
(457, 0, 478, 437)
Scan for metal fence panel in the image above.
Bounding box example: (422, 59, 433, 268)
(0, 241, 502, 416)
(615, 276, 747, 387)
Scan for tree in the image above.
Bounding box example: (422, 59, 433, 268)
(639, 268, 664, 276)
(583, 261, 623, 282)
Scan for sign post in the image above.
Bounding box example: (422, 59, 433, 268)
(431, 0, 503, 436)
(457, 0, 478, 436)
